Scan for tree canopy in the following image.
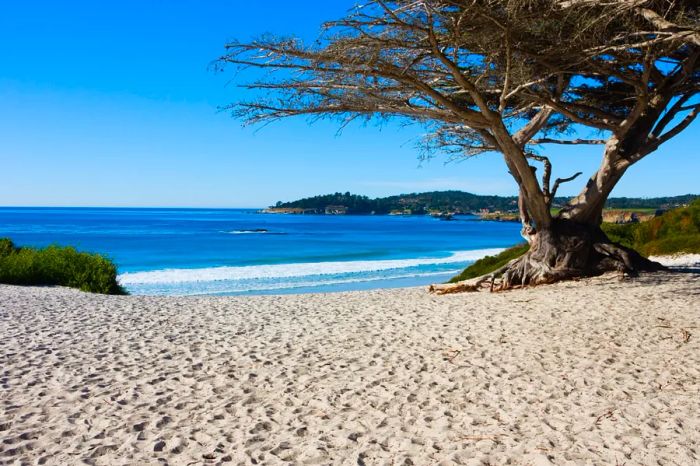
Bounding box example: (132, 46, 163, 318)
(218, 0, 699, 288)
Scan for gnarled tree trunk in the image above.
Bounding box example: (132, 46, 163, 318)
(498, 121, 668, 290)
(435, 132, 669, 294)
(499, 218, 663, 289)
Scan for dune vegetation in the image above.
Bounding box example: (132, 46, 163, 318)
(449, 244, 530, 283)
(602, 199, 700, 256)
(0, 238, 126, 294)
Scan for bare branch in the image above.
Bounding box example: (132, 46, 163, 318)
(526, 153, 553, 200)
(636, 7, 700, 47)
(514, 108, 553, 146)
(499, 31, 511, 112)
(530, 94, 618, 131)
(651, 93, 696, 137)
(642, 105, 700, 157)
(551, 172, 584, 200)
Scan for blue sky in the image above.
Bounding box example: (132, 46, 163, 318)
(1, 1, 697, 207)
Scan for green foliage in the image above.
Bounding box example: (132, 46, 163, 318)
(277, 192, 377, 213)
(604, 195, 699, 210)
(602, 199, 700, 256)
(276, 191, 699, 215)
(377, 191, 517, 215)
(641, 236, 700, 256)
(448, 243, 530, 283)
(0, 238, 126, 295)
(600, 223, 639, 250)
(0, 238, 15, 257)
(606, 208, 657, 214)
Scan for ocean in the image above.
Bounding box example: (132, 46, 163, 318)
(0, 208, 522, 295)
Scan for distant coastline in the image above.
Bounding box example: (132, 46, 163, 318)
(262, 191, 699, 223)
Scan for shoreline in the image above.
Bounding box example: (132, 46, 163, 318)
(1, 269, 699, 464)
(116, 248, 508, 296)
(261, 208, 523, 222)
(116, 253, 699, 297)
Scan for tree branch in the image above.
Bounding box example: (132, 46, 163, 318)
(651, 93, 695, 137)
(551, 172, 583, 200)
(530, 94, 618, 131)
(642, 106, 700, 157)
(526, 154, 553, 200)
(636, 7, 700, 47)
(513, 108, 553, 146)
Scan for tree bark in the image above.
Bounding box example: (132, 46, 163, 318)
(492, 123, 552, 230)
(430, 217, 664, 294)
(498, 218, 664, 289)
(489, 105, 674, 291)
(558, 137, 629, 224)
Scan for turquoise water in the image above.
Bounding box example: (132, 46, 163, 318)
(0, 208, 522, 295)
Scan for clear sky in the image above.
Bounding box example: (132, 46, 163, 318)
(1, 1, 697, 207)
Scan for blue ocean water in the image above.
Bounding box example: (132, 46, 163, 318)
(0, 208, 522, 295)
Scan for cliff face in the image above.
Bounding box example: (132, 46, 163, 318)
(601, 210, 656, 224)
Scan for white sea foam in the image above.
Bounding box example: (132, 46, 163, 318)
(226, 229, 286, 235)
(118, 248, 504, 285)
(228, 230, 268, 234)
(136, 270, 458, 296)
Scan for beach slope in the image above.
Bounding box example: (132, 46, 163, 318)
(1, 271, 699, 465)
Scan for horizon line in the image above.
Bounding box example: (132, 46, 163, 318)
(1, 191, 698, 210)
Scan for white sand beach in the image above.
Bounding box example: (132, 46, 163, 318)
(1, 270, 699, 466)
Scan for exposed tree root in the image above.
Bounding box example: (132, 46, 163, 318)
(429, 276, 490, 294)
(429, 263, 509, 294)
(430, 219, 665, 294)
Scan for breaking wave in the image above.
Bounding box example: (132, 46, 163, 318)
(118, 248, 503, 295)
(226, 229, 286, 235)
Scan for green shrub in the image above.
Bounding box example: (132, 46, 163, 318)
(449, 243, 529, 283)
(603, 199, 700, 256)
(641, 235, 700, 256)
(600, 222, 639, 249)
(0, 238, 126, 295)
(0, 238, 14, 258)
